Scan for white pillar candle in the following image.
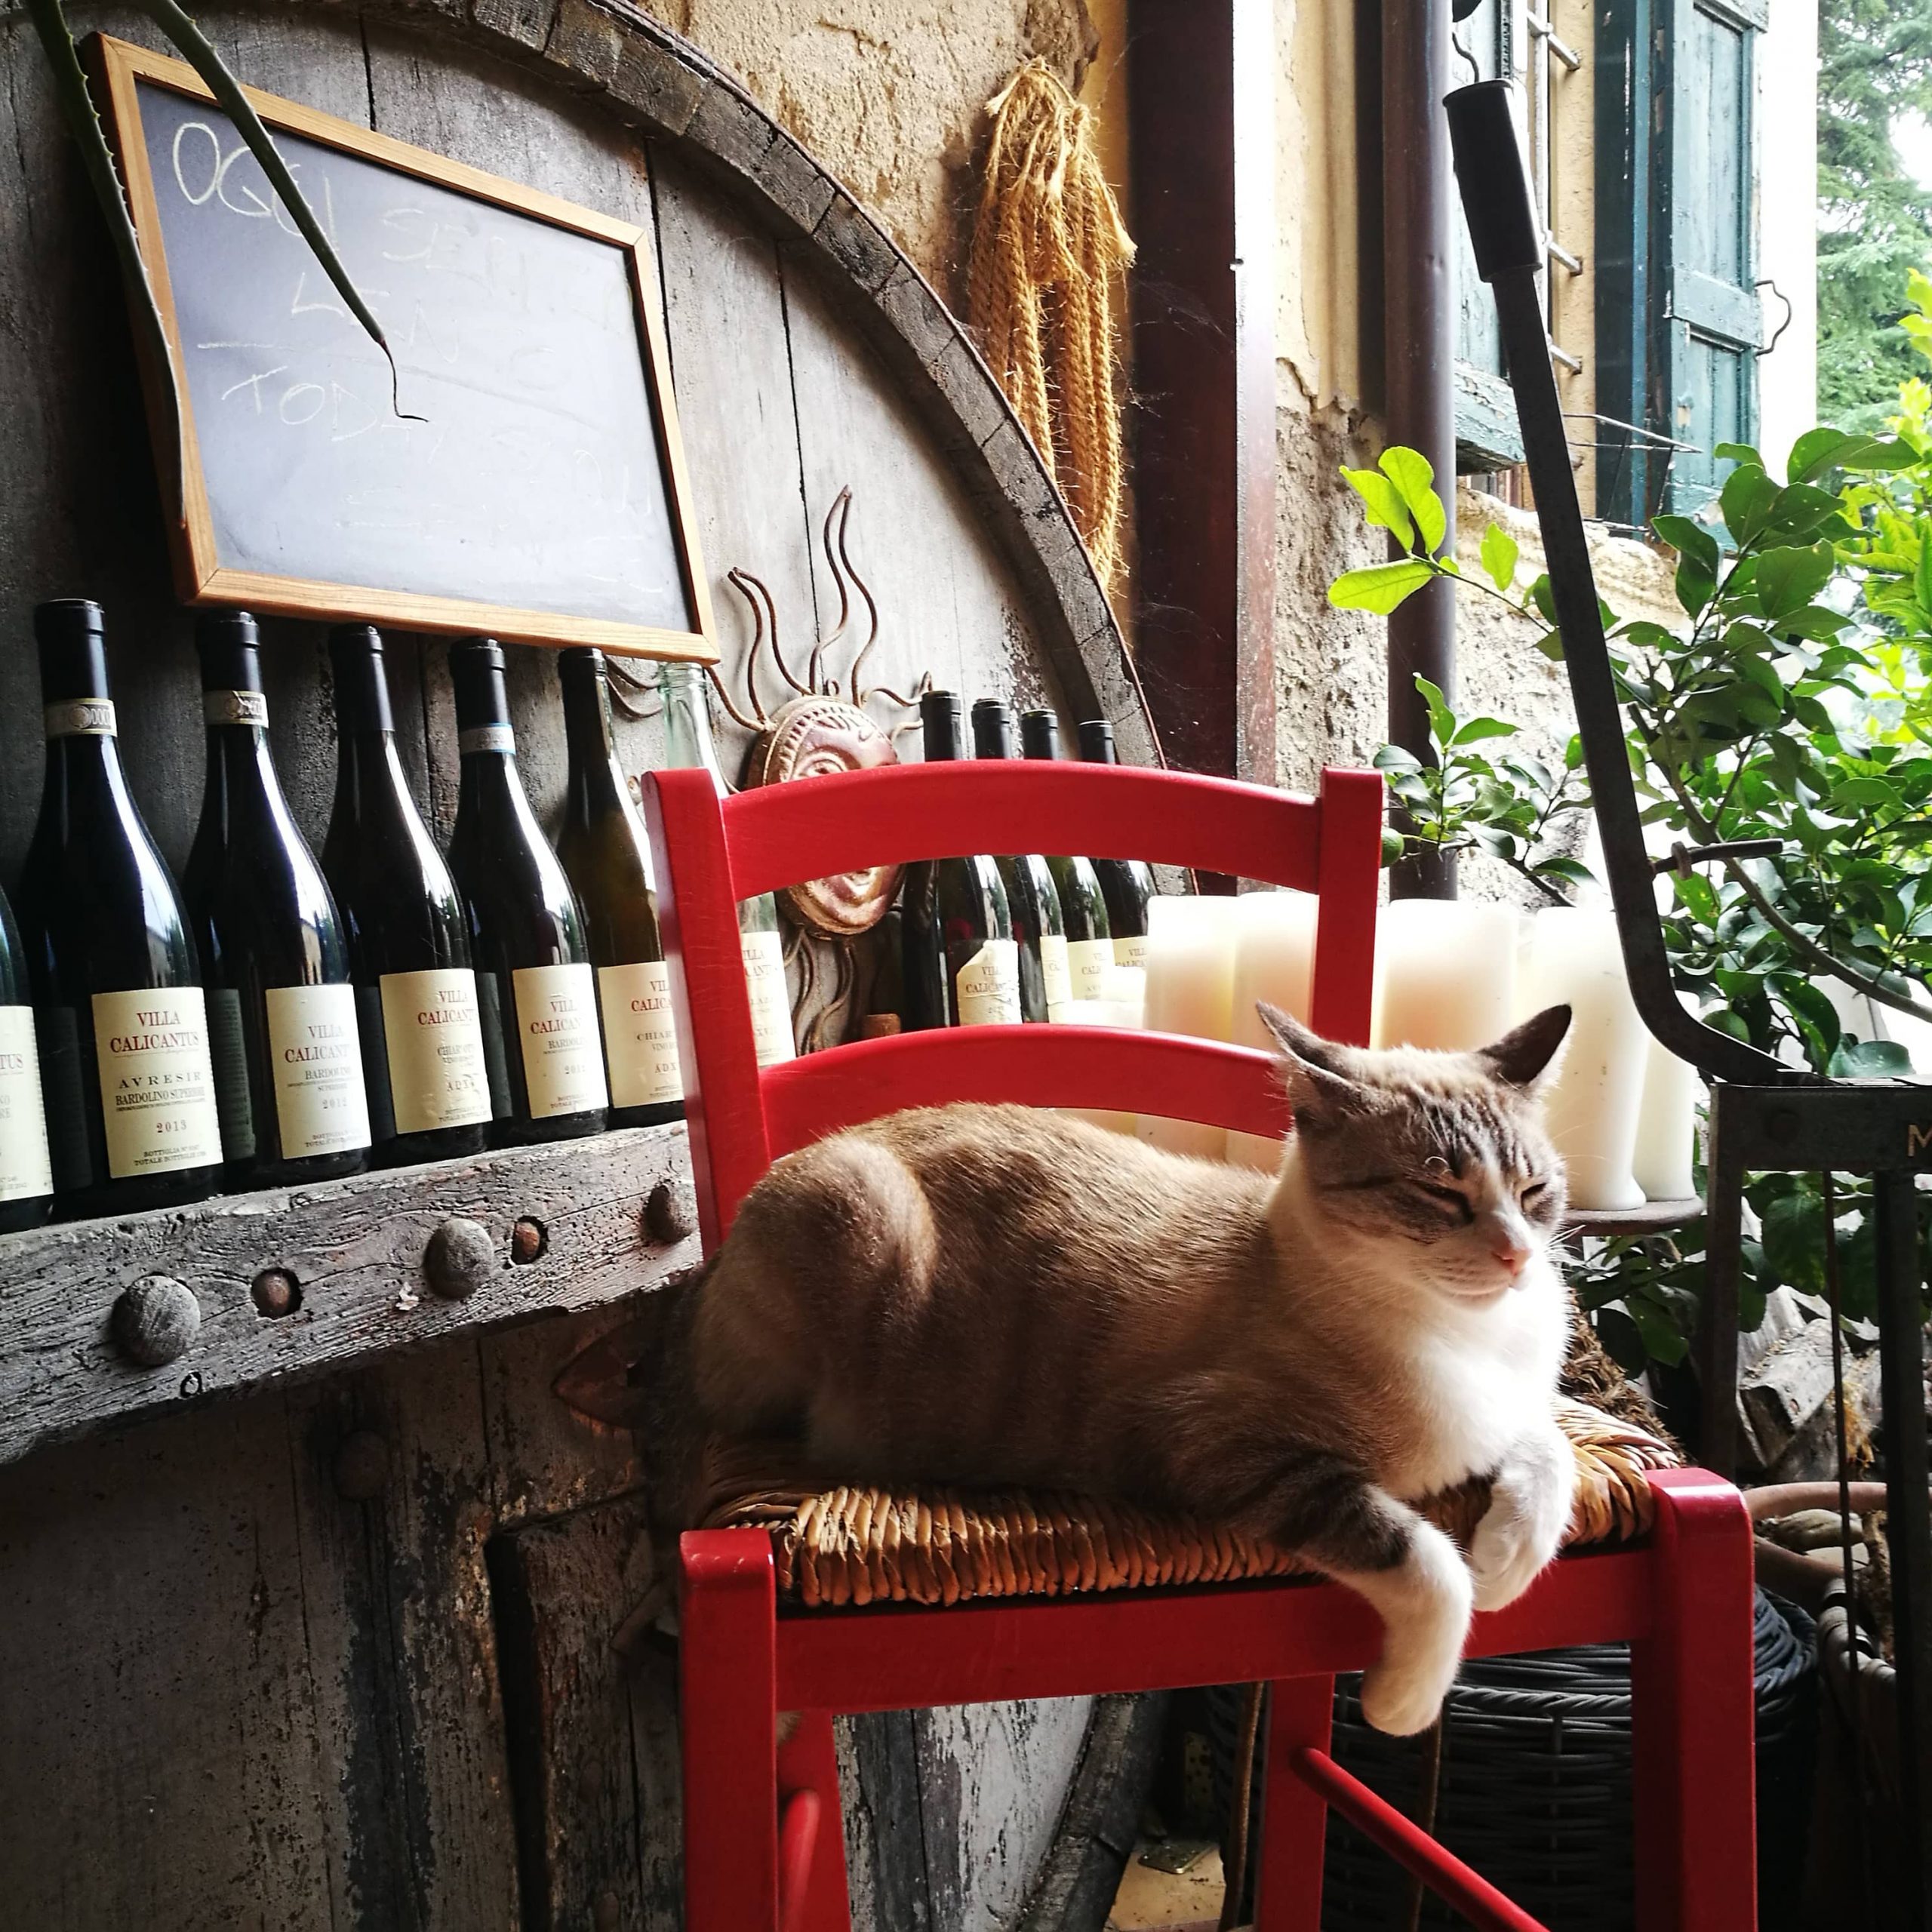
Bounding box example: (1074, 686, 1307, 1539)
(1520, 906, 1647, 1212)
(1632, 1034, 1701, 1202)
(1373, 898, 1521, 1051)
(1137, 895, 1237, 1161)
(1226, 891, 1318, 1171)
(1063, 965, 1146, 1136)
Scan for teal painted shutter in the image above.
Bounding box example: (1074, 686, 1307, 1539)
(1596, 0, 1763, 526)
(1657, 0, 1764, 517)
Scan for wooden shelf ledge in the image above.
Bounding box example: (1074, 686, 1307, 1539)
(0, 1124, 698, 1470)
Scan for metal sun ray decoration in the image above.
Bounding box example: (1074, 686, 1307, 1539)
(606, 488, 932, 1052)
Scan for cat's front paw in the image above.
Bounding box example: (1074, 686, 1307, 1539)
(1469, 1429, 1576, 1612)
(1360, 1651, 1458, 1736)
(1359, 1522, 1472, 1735)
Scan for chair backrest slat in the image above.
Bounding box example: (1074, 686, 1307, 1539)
(643, 761, 1383, 1251)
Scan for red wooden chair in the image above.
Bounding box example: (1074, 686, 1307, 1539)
(642, 756, 1756, 1932)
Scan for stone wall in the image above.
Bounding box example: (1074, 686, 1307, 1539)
(635, 0, 1099, 304)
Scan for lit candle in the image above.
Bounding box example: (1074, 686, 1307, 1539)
(1138, 896, 1237, 1160)
(1632, 1034, 1701, 1202)
(1519, 906, 1647, 1212)
(1374, 899, 1521, 1051)
(1227, 891, 1318, 1171)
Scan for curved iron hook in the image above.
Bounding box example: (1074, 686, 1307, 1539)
(603, 655, 665, 721)
(838, 495, 886, 705)
(722, 568, 779, 728)
(811, 487, 855, 697)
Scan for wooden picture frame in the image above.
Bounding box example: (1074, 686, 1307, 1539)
(88, 34, 718, 662)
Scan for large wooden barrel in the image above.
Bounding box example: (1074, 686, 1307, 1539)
(0, 4, 1151, 1924)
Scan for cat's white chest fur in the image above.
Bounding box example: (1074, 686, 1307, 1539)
(1383, 1257, 1568, 1500)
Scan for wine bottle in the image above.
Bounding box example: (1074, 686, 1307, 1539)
(185, 611, 370, 1184)
(1076, 718, 1159, 968)
(969, 698, 1067, 1023)
(448, 639, 608, 1146)
(657, 661, 797, 1066)
(555, 647, 681, 1128)
(902, 692, 1020, 1028)
(17, 599, 224, 1216)
(321, 624, 491, 1166)
(0, 884, 54, 1232)
(1016, 709, 1115, 1001)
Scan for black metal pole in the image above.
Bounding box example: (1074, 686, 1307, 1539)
(1383, 0, 1457, 900)
(1700, 1091, 1746, 1478)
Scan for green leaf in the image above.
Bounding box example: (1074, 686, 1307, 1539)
(1829, 1037, 1915, 1078)
(1653, 514, 1721, 577)
(1761, 1190, 1825, 1294)
(1714, 441, 1763, 466)
(1340, 467, 1415, 550)
(1753, 544, 1836, 620)
(1379, 448, 1447, 555)
(1719, 465, 1779, 546)
(1534, 854, 1596, 889)
(1372, 743, 1423, 774)
(1478, 521, 1519, 593)
(1327, 560, 1435, 614)
(1379, 827, 1406, 866)
(1414, 675, 1457, 752)
(1451, 716, 1520, 746)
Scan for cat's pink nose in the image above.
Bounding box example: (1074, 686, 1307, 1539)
(1494, 1243, 1529, 1279)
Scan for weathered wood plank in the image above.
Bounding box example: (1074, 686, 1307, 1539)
(0, 1121, 697, 1468)
(0, 1395, 336, 1930)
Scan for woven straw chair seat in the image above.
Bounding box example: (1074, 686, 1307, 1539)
(695, 1398, 1681, 1611)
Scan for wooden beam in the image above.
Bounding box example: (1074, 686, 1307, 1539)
(1126, 0, 1277, 786)
(0, 1124, 698, 1469)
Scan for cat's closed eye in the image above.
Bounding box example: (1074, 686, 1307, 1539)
(1404, 1177, 1474, 1224)
(1520, 1179, 1549, 1208)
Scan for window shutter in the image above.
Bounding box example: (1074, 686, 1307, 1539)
(1597, 0, 1764, 526)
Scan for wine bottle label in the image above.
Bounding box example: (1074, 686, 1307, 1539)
(1038, 933, 1072, 1020)
(44, 699, 115, 739)
(1067, 937, 1113, 1004)
(741, 931, 795, 1067)
(266, 984, 371, 1157)
(378, 969, 492, 1134)
(1112, 934, 1150, 971)
(511, 963, 608, 1119)
(0, 1007, 53, 1202)
(596, 961, 681, 1109)
(207, 987, 257, 1161)
(459, 724, 515, 755)
(204, 690, 269, 728)
(91, 987, 224, 1180)
(955, 940, 1022, 1026)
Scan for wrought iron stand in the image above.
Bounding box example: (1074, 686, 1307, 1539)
(1445, 79, 1932, 1925)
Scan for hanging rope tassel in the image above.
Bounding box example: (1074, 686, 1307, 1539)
(968, 60, 1135, 592)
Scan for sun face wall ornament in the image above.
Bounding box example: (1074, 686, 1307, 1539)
(697, 488, 934, 1047)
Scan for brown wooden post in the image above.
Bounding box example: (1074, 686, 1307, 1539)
(1127, 0, 1277, 795)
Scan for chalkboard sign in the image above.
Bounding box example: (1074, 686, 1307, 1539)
(91, 35, 715, 660)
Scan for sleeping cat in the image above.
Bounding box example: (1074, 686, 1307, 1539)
(690, 1001, 1578, 1736)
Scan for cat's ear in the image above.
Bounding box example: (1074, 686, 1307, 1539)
(1256, 1002, 1376, 1127)
(1475, 1004, 1572, 1091)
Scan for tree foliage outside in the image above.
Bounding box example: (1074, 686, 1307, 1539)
(1819, 0, 1932, 427)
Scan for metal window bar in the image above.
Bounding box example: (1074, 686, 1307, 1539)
(1447, 78, 1932, 1926)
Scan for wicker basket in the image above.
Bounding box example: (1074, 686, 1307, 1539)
(1208, 1591, 1816, 1931)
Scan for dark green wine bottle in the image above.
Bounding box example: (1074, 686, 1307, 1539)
(1076, 718, 1158, 968)
(19, 599, 224, 1217)
(186, 611, 369, 1186)
(901, 692, 1020, 1029)
(556, 648, 681, 1128)
(448, 638, 608, 1146)
(321, 624, 491, 1168)
(969, 698, 1066, 1023)
(0, 882, 54, 1232)
(1017, 708, 1115, 1001)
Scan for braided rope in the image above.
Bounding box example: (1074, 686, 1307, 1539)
(967, 61, 1134, 589)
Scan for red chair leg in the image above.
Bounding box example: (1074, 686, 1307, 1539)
(1629, 1469, 1757, 1932)
(681, 1527, 781, 1932)
(1252, 1675, 1334, 1932)
(777, 1710, 853, 1932)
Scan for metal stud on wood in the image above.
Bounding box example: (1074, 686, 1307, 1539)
(110, 1276, 201, 1368)
(423, 1217, 497, 1301)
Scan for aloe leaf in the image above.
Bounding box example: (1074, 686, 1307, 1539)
(23, 0, 189, 515)
(132, 0, 421, 420)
